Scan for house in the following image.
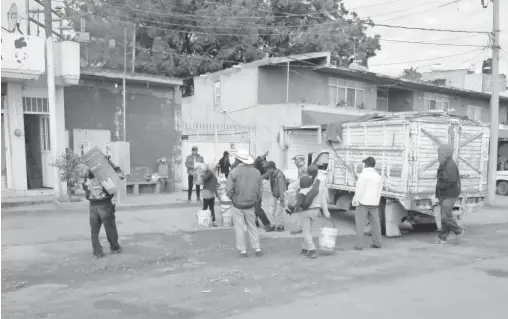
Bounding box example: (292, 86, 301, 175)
(421, 65, 507, 94)
(183, 51, 508, 171)
(64, 69, 183, 188)
(2, 0, 80, 197)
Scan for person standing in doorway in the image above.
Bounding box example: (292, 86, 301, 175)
(226, 149, 263, 257)
(431, 145, 464, 244)
(289, 155, 308, 235)
(202, 162, 220, 227)
(352, 157, 383, 250)
(185, 146, 204, 202)
(218, 151, 232, 178)
(264, 161, 287, 232)
(82, 156, 125, 258)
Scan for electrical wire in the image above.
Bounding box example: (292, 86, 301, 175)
(101, 2, 489, 34)
(367, 0, 448, 20)
(378, 0, 461, 22)
(370, 48, 485, 67)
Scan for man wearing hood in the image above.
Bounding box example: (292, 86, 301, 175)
(264, 161, 287, 232)
(431, 144, 464, 244)
(252, 151, 275, 232)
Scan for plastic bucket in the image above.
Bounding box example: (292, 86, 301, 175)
(319, 220, 338, 252)
(220, 205, 233, 227)
(197, 210, 212, 228)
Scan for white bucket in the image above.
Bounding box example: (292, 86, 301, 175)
(220, 205, 233, 227)
(319, 227, 338, 252)
(197, 210, 212, 228)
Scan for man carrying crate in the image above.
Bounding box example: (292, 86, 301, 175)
(83, 156, 125, 258)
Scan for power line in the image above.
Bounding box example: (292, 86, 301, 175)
(370, 49, 485, 67)
(379, 0, 461, 22)
(368, 0, 449, 20)
(101, 2, 489, 34)
(379, 38, 486, 48)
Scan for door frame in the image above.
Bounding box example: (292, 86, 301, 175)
(39, 114, 52, 188)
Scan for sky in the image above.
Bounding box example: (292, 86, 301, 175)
(341, 0, 508, 77)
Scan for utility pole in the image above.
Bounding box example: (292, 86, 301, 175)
(131, 24, 136, 73)
(44, 0, 61, 197)
(123, 27, 127, 141)
(487, 0, 500, 205)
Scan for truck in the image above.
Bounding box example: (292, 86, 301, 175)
(308, 112, 490, 237)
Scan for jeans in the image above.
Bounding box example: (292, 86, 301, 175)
(159, 177, 170, 193)
(355, 204, 382, 248)
(438, 197, 462, 240)
(202, 197, 216, 222)
(301, 208, 320, 251)
(271, 196, 284, 227)
(232, 206, 260, 252)
(89, 201, 120, 255)
(187, 174, 201, 200)
(254, 199, 271, 226)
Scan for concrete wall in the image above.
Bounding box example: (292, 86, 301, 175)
(182, 67, 258, 124)
(421, 69, 467, 88)
(64, 80, 181, 177)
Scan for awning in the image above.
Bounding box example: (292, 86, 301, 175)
(301, 110, 363, 126)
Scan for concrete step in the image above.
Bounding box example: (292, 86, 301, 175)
(1, 196, 55, 208)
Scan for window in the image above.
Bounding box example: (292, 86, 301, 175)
(424, 94, 450, 111)
(467, 105, 483, 121)
(23, 97, 49, 113)
(313, 152, 329, 171)
(376, 89, 389, 111)
(329, 78, 365, 108)
(213, 81, 221, 107)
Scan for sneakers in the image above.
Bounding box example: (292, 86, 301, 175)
(240, 251, 248, 257)
(212, 221, 218, 227)
(93, 251, 104, 258)
(308, 250, 317, 259)
(301, 249, 308, 255)
(276, 225, 285, 232)
(354, 245, 363, 251)
(430, 238, 447, 244)
(111, 246, 122, 254)
(265, 225, 275, 232)
(255, 250, 263, 257)
(370, 244, 382, 249)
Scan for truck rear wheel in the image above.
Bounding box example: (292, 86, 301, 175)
(497, 181, 508, 196)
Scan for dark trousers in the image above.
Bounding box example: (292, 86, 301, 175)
(187, 174, 201, 200)
(254, 199, 271, 226)
(438, 198, 462, 240)
(203, 197, 216, 222)
(89, 201, 120, 255)
(159, 177, 169, 193)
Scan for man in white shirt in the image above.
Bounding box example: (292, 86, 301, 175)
(352, 157, 383, 250)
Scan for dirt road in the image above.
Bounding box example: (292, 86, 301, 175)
(2, 205, 507, 319)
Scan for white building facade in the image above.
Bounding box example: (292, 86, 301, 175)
(1, 0, 80, 196)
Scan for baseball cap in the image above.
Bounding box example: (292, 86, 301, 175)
(363, 157, 376, 167)
(191, 146, 198, 151)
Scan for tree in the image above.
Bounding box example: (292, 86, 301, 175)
(52, 149, 86, 201)
(400, 66, 422, 81)
(63, 0, 381, 82)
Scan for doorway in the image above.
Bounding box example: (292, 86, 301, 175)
(24, 114, 52, 189)
(1, 114, 7, 190)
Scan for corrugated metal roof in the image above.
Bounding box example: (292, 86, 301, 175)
(301, 110, 363, 126)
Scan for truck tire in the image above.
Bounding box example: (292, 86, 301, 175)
(497, 181, 508, 196)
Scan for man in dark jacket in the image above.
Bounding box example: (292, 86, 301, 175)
(83, 156, 125, 258)
(431, 144, 464, 244)
(264, 161, 287, 232)
(252, 151, 275, 232)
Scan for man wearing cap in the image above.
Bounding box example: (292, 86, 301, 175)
(431, 144, 464, 244)
(288, 155, 307, 235)
(264, 161, 287, 232)
(185, 146, 204, 202)
(352, 157, 383, 250)
(226, 149, 263, 257)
